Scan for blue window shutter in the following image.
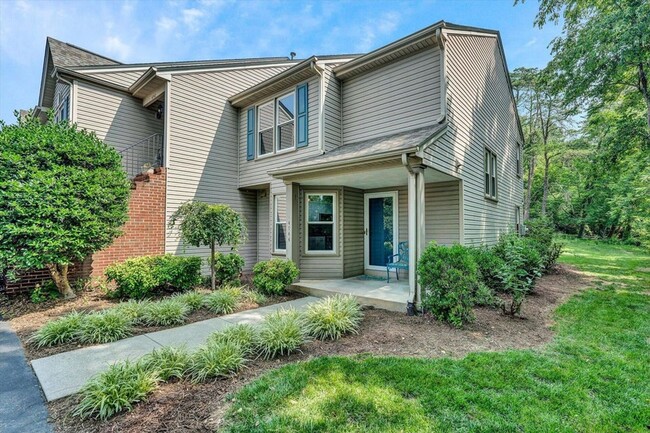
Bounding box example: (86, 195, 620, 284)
(296, 83, 308, 148)
(246, 108, 255, 160)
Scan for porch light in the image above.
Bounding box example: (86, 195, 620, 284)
(156, 103, 164, 119)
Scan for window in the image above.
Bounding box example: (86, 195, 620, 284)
(515, 206, 521, 234)
(516, 143, 522, 177)
(484, 148, 497, 200)
(258, 101, 274, 156)
(274, 195, 287, 253)
(54, 95, 69, 123)
(276, 93, 295, 152)
(306, 193, 336, 253)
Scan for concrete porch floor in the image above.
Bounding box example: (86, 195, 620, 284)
(290, 277, 410, 312)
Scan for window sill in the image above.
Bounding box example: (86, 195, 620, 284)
(484, 195, 498, 204)
(253, 146, 297, 161)
(303, 251, 339, 257)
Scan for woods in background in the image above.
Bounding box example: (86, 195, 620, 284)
(514, 0, 650, 247)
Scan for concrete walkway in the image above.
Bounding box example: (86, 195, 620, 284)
(0, 319, 52, 433)
(32, 296, 319, 402)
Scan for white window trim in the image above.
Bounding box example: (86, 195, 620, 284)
(275, 91, 296, 154)
(363, 191, 399, 271)
(254, 91, 297, 159)
(256, 100, 275, 159)
(484, 147, 498, 201)
(516, 142, 522, 178)
(273, 194, 287, 254)
(304, 191, 338, 255)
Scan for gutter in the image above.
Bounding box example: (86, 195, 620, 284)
(54, 67, 131, 93)
(311, 61, 326, 154)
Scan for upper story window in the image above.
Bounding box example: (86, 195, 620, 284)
(54, 96, 69, 123)
(484, 148, 497, 200)
(516, 142, 522, 177)
(246, 83, 308, 161)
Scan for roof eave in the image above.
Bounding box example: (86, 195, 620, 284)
(55, 67, 130, 93)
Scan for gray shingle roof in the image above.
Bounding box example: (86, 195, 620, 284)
(47, 37, 120, 67)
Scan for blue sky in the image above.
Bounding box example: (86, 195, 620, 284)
(0, 0, 560, 124)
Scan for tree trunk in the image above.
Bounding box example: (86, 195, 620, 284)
(210, 241, 216, 291)
(46, 263, 75, 299)
(638, 63, 650, 131)
(524, 155, 536, 221)
(541, 153, 550, 217)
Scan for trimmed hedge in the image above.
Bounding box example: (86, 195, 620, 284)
(210, 252, 245, 285)
(105, 255, 202, 299)
(253, 259, 299, 295)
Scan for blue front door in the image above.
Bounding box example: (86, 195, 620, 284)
(368, 195, 395, 267)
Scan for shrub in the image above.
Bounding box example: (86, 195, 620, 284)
(30, 281, 61, 304)
(525, 217, 564, 272)
(112, 300, 151, 324)
(256, 309, 306, 359)
(188, 341, 246, 383)
(105, 255, 202, 299)
(29, 311, 85, 348)
(73, 360, 159, 420)
(208, 324, 258, 355)
(473, 283, 500, 307)
(76, 311, 133, 344)
(469, 246, 505, 293)
(140, 346, 191, 381)
(252, 259, 299, 295)
(141, 299, 190, 327)
(210, 252, 244, 285)
(240, 288, 268, 306)
(203, 286, 242, 314)
(105, 257, 157, 299)
(302, 295, 363, 341)
(172, 291, 206, 312)
(152, 255, 202, 291)
(417, 243, 479, 327)
(493, 233, 543, 315)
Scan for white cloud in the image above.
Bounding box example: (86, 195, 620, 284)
(182, 8, 205, 31)
(525, 37, 537, 47)
(157, 16, 177, 32)
(356, 11, 401, 52)
(104, 36, 132, 61)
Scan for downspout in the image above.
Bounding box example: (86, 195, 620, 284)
(311, 60, 326, 154)
(402, 153, 418, 314)
(433, 28, 448, 125)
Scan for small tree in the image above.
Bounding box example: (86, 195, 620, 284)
(0, 113, 130, 298)
(168, 201, 246, 290)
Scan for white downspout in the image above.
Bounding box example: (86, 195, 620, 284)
(402, 154, 418, 311)
(433, 28, 447, 125)
(311, 60, 326, 154)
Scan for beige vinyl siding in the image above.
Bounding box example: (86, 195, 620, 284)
(165, 66, 290, 271)
(82, 70, 147, 87)
(74, 81, 163, 153)
(342, 188, 364, 278)
(257, 189, 271, 262)
(298, 187, 343, 279)
(239, 76, 320, 188)
(322, 64, 342, 151)
(425, 181, 460, 245)
(341, 47, 441, 144)
(422, 34, 523, 246)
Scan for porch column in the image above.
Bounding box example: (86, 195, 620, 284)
(284, 181, 301, 269)
(407, 170, 417, 300)
(414, 165, 426, 306)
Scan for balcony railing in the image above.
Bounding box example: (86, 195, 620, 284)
(119, 133, 164, 179)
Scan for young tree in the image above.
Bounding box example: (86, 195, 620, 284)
(0, 113, 130, 298)
(168, 201, 246, 290)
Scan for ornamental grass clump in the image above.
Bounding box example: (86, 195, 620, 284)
(112, 299, 150, 325)
(256, 308, 307, 359)
(29, 311, 85, 348)
(188, 340, 246, 383)
(172, 291, 206, 312)
(208, 324, 258, 355)
(141, 299, 190, 327)
(76, 310, 133, 344)
(140, 346, 191, 381)
(302, 295, 363, 341)
(73, 360, 159, 420)
(204, 285, 242, 315)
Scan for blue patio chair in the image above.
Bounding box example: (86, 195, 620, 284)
(386, 242, 409, 282)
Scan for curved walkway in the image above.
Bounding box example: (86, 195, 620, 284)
(31, 296, 319, 401)
(0, 319, 52, 433)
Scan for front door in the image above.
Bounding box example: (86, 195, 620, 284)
(364, 192, 398, 271)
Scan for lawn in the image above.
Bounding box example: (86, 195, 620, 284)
(221, 238, 650, 433)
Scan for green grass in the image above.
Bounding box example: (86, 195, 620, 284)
(222, 239, 650, 433)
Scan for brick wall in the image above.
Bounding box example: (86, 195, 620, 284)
(2, 169, 167, 294)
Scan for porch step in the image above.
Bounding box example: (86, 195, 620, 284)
(290, 278, 410, 313)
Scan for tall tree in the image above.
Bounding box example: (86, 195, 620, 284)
(519, 0, 650, 130)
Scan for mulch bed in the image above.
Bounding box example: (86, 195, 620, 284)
(0, 286, 302, 361)
(48, 264, 590, 433)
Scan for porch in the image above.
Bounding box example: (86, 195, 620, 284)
(291, 277, 410, 312)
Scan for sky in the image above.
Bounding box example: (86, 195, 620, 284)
(0, 0, 561, 124)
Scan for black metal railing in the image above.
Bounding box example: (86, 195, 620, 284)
(119, 133, 164, 179)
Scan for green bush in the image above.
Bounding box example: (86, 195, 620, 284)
(525, 217, 564, 272)
(240, 288, 268, 306)
(172, 291, 206, 312)
(469, 246, 505, 293)
(140, 346, 191, 381)
(252, 259, 299, 295)
(208, 324, 258, 355)
(302, 295, 363, 341)
(493, 233, 543, 315)
(112, 299, 151, 324)
(76, 311, 133, 344)
(105, 255, 202, 299)
(29, 311, 85, 348)
(30, 281, 62, 304)
(203, 286, 242, 314)
(256, 309, 307, 359)
(210, 252, 244, 285)
(417, 243, 479, 327)
(73, 360, 159, 420)
(141, 299, 190, 327)
(188, 341, 246, 383)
